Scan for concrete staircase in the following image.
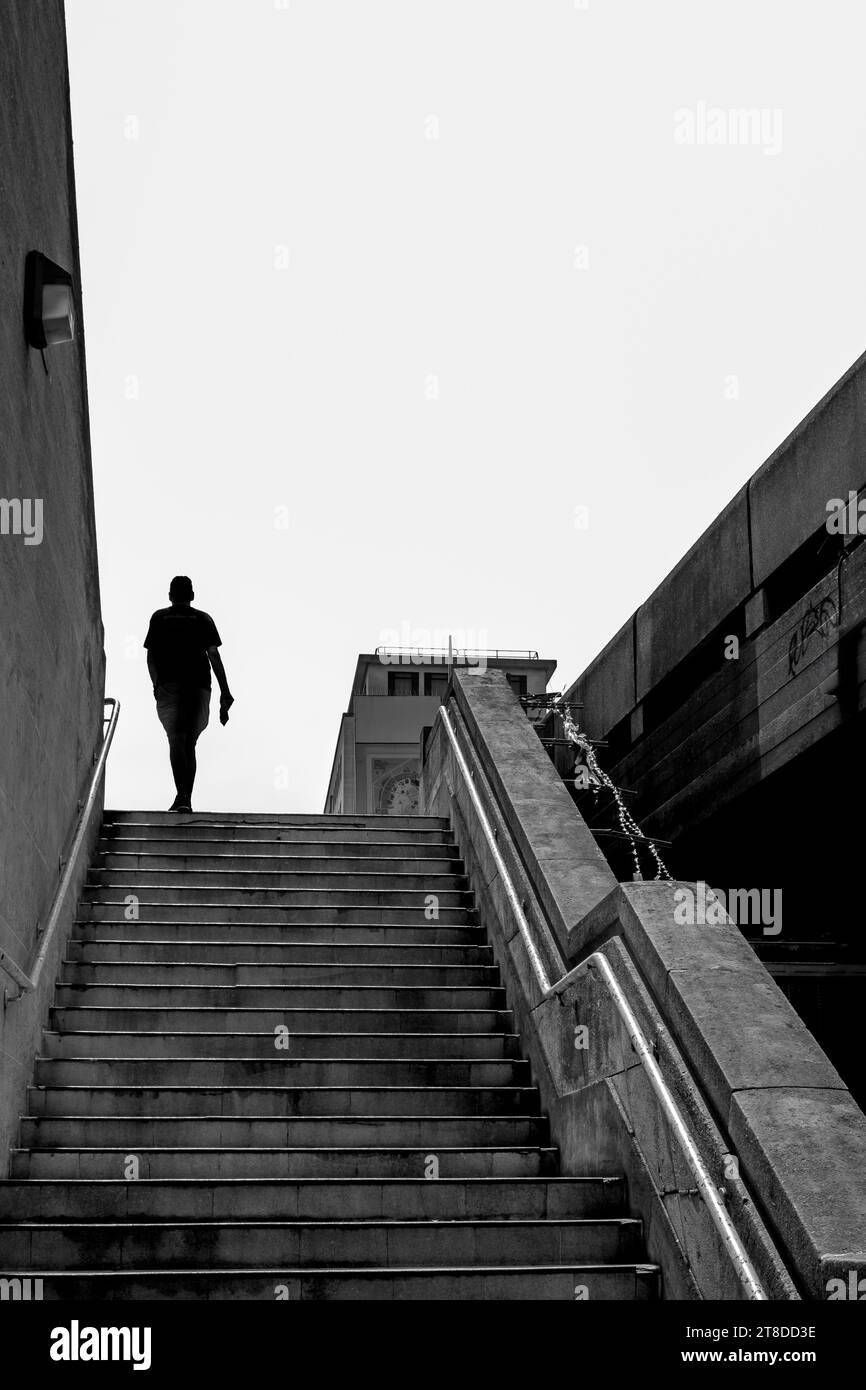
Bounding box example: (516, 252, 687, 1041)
(0, 812, 659, 1299)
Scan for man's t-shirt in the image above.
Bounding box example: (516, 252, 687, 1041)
(144, 606, 221, 690)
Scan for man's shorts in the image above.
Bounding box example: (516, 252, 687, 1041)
(155, 683, 211, 740)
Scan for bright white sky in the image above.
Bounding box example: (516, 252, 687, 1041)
(66, 0, 866, 812)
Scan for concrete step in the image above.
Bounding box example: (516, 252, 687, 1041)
(0, 1176, 625, 1222)
(101, 830, 457, 850)
(50, 1007, 513, 1033)
(104, 811, 450, 825)
(43, 1030, 521, 1059)
(0, 1216, 643, 1269)
(103, 813, 449, 834)
(27, 1085, 541, 1118)
(19, 1115, 549, 1147)
(2, 807, 653, 1301)
(62, 961, 500, 987)
(34, 1057, 529, 1087)
(10, 1145, 559, 1179)
(54, 984, 506, 1009)
(33, 1056, 528, 1089)
(99, 838, 459, 859)
(95, 853, 462, 874)
(73, 921, 484, 944)
(79, 904, 477, 924)
(67, 939, 495, 965)
(0, 1263, 660, 1300)
(85, 872, 470, 894)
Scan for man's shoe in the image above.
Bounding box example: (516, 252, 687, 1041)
(170, 801, 192, 813)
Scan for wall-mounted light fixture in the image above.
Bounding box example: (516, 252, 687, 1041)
(24, 251, 76, 351)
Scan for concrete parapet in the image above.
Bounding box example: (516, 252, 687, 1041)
(421, 669, 866, 1299)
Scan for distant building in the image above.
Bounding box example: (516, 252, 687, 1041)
(325, 649, 556, 814)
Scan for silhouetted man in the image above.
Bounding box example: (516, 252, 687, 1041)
(144, 576, 234, 812)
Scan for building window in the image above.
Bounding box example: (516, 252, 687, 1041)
(388, 671, 418, 696)
(424, 672, 448, 699)
(506, 673, 527, 698)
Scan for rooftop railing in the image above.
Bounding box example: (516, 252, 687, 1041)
(373, 647, 540, 662)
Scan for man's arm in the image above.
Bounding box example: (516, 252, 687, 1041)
(207, 646, 234, 725)
(144, 615, 158, 692)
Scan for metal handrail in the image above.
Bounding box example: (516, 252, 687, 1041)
(439, 703, 768, 1301)
(0, 697, 120, 1000)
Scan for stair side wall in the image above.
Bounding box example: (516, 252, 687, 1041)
(420, 670, 858, 1298)
(0, 0, 105, 1173)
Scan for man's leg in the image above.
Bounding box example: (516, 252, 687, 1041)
(158, 686, 209, 810)
(167, 732, 195, 805)
(185, 731, 198, 802)
(184, 690, 210, 808)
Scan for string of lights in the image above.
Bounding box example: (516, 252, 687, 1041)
(558, 702, 671, 882)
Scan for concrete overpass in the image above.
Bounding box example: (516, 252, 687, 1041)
(562, 350, 866, 1110)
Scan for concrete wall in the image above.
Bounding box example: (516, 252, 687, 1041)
(749, 349, 866, 586)
(0, 0, 105, 1169)
(421, 671, 866, 1299)
(635, 486, 750, 702)
(570, 618, 636, 739)
(568, 347, 866, 735)
(354, 695, 442, 743)
(324, 715, 351, 812)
